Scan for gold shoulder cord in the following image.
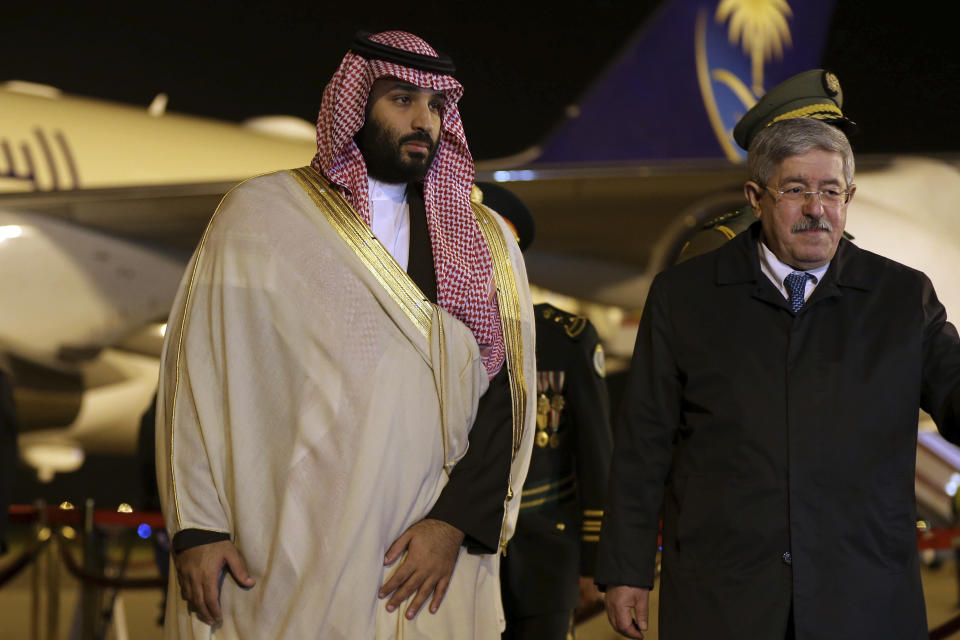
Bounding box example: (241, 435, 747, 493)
(471, 202, 527, 459)
(288, 166, 433, 339)
(716, 225, 736, 240)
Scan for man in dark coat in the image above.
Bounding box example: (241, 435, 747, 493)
(596, 117, 960, 639)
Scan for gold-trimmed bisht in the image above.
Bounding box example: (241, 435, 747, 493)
(471, 202, 528, 460)
(288, 166, 433, 340)
(472, 201, 530, 555)
(168, 172, 265, 527)
(288, 167, 452, 466)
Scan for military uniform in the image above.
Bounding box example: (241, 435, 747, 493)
(677, 206, 757, 263)
(500, 303, 613, 639)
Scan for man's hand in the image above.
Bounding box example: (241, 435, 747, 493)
(378, 518, 464, 620)
(605, 585, 650, 639)
(578, 575, 604, 610)
(173, 540, 255, 625)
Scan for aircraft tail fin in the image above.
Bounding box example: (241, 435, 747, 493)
(524, 0, 836, 166)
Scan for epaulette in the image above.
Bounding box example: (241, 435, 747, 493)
(699, 209, 742, 230)
(692, 209, 745, 243)
(535, 303, 589, 340)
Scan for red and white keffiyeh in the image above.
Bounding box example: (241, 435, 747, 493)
(311, 30, 504, 378)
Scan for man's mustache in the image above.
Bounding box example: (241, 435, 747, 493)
(792, 217, 832, 233)
(399, 133, 435, 151)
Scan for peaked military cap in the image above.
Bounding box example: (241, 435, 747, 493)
(733, 69, 856, 151)
(472, 182, 535, 251)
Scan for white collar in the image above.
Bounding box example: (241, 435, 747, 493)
(367, 177, 407, 203)
(758, 239, 830, 300)
(366, 176, 410, 270)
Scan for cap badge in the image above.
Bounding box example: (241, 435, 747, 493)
(823, 72, 840, 97)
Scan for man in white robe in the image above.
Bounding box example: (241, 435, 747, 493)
(156, 30, 536, 639)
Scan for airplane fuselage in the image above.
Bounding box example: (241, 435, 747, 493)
(1, 82, 317, 192)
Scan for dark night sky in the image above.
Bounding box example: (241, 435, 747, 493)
(6, 1, 959, 160)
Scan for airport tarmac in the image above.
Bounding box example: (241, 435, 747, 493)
(2, 532, 960, 640)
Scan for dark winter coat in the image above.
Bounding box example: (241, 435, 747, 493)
(596, 223, 960, 640)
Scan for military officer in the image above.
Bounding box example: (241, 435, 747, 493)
(474, 182, 613, 639)
(677, 69, 856, 262)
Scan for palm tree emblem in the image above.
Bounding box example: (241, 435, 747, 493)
(715, 0, 793, 96)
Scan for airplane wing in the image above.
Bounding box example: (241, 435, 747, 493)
(476, 162, 749, 307)
(0, 180, 245, 374)
(0, 180, 233, 251)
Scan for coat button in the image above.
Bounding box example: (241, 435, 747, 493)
(782, 551, 792, 565)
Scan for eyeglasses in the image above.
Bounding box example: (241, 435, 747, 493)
(764, 185, 851, 207)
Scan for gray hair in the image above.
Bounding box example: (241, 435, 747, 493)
(747, 118, 855, 188)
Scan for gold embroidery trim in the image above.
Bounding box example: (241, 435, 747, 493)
(522, 475, 575, 498)
(519, 483, 578, 510)
(288, 166, 433, 340)
(473, 202, 528, 554)
(437, 309, 450, 474)
(582, 534, 600, 542)
(769, 103, 844, 125)
(472, 202, 527, 458)
(583, 509, 604, 517)
(169, 173, 271, 527)
(564, 315, 587, 338)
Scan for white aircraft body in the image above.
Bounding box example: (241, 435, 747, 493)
(1, 81, 316, 479)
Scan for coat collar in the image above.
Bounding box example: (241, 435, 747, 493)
(714, 221, 874, 309)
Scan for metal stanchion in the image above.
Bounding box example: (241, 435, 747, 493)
(30, 499, 46, 640)
(46, 528, 60, 640)
(3, 501, 170, 639)
(81, 498, 103, 639)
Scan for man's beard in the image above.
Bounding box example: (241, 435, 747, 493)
(355, 117, 438, 184)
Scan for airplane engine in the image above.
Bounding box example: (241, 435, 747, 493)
(14, 346, 161, 481)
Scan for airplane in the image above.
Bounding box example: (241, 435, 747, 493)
(3, 0, 960, 523)
(1, 80, 318, 480)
